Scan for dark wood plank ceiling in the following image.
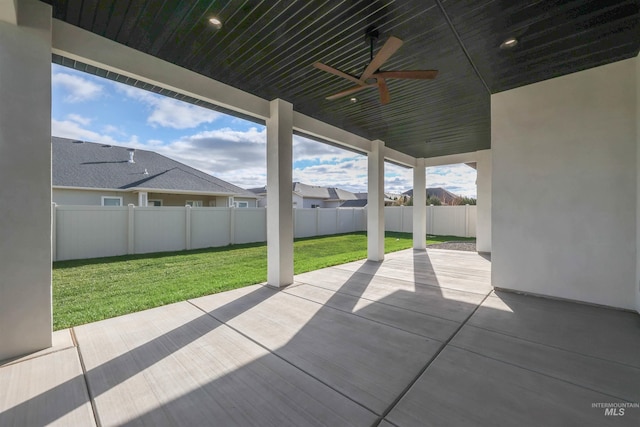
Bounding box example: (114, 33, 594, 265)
(42, 0, 639, 159)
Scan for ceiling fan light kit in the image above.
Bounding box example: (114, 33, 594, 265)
(313, 30, 438, 105)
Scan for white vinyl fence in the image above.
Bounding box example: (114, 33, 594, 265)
(52, 204, 476, 261)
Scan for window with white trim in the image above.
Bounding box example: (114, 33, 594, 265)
(148, 199, 163, 207)
(186, 200, 203, 207)
(101, 196, 123, 206)
(234, 201, 249, 208)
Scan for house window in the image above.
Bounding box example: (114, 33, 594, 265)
(148, 199, 163, 207)
(311, 204, 320, 209)
(186, 200, 203, 207)
(101, 196, 122, 206)
(235, 201, 249, 208)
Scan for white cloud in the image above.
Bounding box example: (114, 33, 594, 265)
(426, 164, 477, 198)
(52, 73, 103, 103)
(102, 124, 127, 136)
(116, 85, 220, 129)
(67, 114, 92, 126)
(52, 119, 139, 146)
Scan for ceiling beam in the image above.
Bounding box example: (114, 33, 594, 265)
(292, 112, 372, 154)
(435, 0, 491, 95)
(423, 151, 478, 167)
(384, 147, 417, 168)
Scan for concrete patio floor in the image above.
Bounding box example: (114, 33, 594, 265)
(1, 248, 639, 426)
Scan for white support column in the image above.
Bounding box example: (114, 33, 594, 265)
(413, 158, 427, 250)
(266, 99, 294, 287)
(476, 149, 492, 253)
(0, 0, 52, 361)
(367, 140, 385, 261)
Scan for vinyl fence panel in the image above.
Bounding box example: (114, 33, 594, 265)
(134, 207, 186, 254)
(52, 205, 475, 261)
(294, 208, 318, 238)
(191, 208, 232, 249)
(233, 208, 266, 244)
(55, 205, 128, 261)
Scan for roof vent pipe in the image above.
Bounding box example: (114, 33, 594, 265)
(128, 148, 135, 163)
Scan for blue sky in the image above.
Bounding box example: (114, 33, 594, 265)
(51, 63, 477, 196)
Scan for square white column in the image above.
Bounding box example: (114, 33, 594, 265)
(266, 99, 294, 287)
(0, 0, 53, 361)
(413, 158, 427, 250)
(476, 149, 492, 253)
(367, 140, 385, 261)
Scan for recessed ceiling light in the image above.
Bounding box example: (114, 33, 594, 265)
(500, 37, 518, 49)
(350, 97, 357, 103)
(208, 17, 222, 29)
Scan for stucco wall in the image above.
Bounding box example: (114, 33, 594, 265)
(492, 58, 637, 310)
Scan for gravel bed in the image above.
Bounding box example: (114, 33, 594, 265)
(427, 241, 476, 252)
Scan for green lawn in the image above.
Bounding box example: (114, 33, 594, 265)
(53, 232, 474, 330)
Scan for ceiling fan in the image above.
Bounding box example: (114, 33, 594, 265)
(313, 29, 438, 105)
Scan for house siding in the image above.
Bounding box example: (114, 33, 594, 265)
(53, 188, 137, 206)
(53, 188, 256, 207)
(302, 197, 325, 208)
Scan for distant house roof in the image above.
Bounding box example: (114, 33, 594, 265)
(293, 182, 359, 201)
(52, 137, 256, 197)
(402, 187, 459, 204)
(247, 186, 267, 195)
(340, 199, 368, 207)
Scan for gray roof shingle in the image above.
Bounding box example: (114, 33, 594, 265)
(52, 137, 256, 197)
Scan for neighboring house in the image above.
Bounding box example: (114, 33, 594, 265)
(339, 192, 395, 207)
(249, 182, 362, 208)
(402, 187, 460, 205)
(52, 137, 258, 207)
(249, 183, 395, 208)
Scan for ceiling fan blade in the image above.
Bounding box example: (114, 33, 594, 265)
(361, 36, 403, 81)
(326, 83, 377, 100)
(373, 70, 438, 80)
(313, 62, 363, 85)
(378, 78, 390, 105)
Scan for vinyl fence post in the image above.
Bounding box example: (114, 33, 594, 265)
(185, 205, 192, 250)
(465, 204, 470, 237)
(429, 204, 434, 235)
(315, 206, 320, 236)
(127, 204, 135, 255)
(352, 208, 355, 232)
(51, 203, 57, 262)
(229, 206, 235, 245)
(293, 207, 297, 238)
